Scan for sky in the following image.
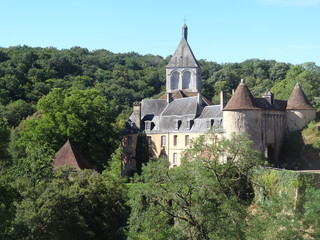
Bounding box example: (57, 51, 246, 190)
(1, 0, 320, 65)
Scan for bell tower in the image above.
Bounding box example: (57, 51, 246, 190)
(166, 25, 202, 93)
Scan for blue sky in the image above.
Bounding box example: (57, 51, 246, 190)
(1, 0, 320, 65)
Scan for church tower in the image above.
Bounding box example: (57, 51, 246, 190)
(166, 24, 202, 93)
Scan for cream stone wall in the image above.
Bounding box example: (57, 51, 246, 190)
(223, 110, 263, 151)
(147, 132, 202, 166)
(286, 110, 316, 134)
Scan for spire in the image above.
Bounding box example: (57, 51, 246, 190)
(287, 83, 314, 110)
(223, 80, 259, 110)
(182, 24, 188, 41)
(167, 25, 199, 68)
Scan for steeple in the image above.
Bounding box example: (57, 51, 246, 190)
(166, 25, 201, 93)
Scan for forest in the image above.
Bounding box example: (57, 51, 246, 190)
(0, 45, 320, 239)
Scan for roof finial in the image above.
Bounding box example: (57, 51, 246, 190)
(240, 79, 245, 84)
(295, 82, 300, 88)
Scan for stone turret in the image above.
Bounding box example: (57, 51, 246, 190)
(223, 79, 263, 151)
(286, 83, 316, 133)
(166, 25, 202, 94)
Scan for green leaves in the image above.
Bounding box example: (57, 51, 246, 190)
(128, 132, 264, 240)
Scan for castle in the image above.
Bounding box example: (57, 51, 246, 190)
(121, 25, 316, 175)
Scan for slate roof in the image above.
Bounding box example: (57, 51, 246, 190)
(166, 31, 199, 68)
(162, 97, 201, 116)
(287, 83, 314, 110)
(52, 140, 94, 170)
(159, 90, 213, 105)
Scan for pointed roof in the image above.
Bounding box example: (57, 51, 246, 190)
(52, 140, 94, 170)
(223, 80, 260, 110)
(287, 83, 314, 110)
(166, 25, 199, 68)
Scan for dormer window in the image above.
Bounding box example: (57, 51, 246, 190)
(145, 121, 151, 131)
(206, 119, 214, 129)
(174, 120, 181, 130)
(186, 119, 193, 130)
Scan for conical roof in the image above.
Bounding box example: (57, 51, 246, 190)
(287, 83, 314, 110)
(166, 25, 199, 68)
(52, 140, 94, 170)
(223, 80, 260, 110)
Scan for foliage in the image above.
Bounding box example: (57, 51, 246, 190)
(0, 176, 19, 239)
(127, 132, 264, 240)
(0, 118, 10, 168)
(302, 121, 320, 149)
(247, 168, 318, 239)
(9, 88, 119, 177)
(8, 170, 128, 240)
(135, 131, 149, 175)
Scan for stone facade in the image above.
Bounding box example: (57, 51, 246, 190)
(121, 25, 316, 175)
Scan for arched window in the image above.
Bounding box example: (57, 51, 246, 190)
(182, 71, 191, 89)
(171, 71, 179, 90)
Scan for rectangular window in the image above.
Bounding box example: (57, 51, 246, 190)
(173, 153, 177, 165)
(147, 136, 152, 146)
(127, 136, 132, 147)
(161, 135, 166, 146)
(126, 153, 132, 164)
(185, 135, 190, 146)
(173, 135, 177, 146)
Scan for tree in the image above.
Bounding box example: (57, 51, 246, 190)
(0, 118, 10, 168)
(10, 88, 119, 176)
(127, 132, 263, 240)
(135, 131, 149, 175)
(9, 170, 127, 240)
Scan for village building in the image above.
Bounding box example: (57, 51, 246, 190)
(121, 25, 316, 176)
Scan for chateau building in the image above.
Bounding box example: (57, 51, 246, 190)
(121, 25, 316, 176)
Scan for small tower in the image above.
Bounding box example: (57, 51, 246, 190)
(286, 83, 316, 133)
(166, 25, 202, 93)
(223, 79, 263, 151)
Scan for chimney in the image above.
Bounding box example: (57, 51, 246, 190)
(133, 102, 141, 129)
(262, 90, 274, 106)
(220, 91, 227, 110)
(167, 92, 173, 103)
(197, 92, 202, 105)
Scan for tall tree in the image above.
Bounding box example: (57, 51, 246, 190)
(135, 131, 149, 175)
(127, 132, 263, 240)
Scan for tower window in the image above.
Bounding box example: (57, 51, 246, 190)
(182, 71, 191, 89)
(171, 71, 179, 90)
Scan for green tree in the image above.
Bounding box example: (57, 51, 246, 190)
(0, 118, 10, 168)
(9, 170, 127, 240)
(135, 131, 149, 175)
(127, 132, 263, 240)
(10, 88, 119, 176)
